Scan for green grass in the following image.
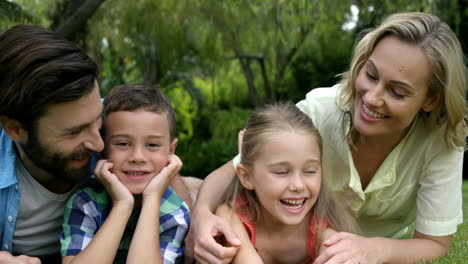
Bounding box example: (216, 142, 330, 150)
(418, 180, 468, 263)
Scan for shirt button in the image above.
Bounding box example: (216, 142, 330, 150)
(15, 184, 18, 190)
(7, 216, 13, 222)
(4, 244, 8, 250)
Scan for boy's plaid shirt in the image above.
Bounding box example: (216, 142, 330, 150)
(60, 177, 190, 264)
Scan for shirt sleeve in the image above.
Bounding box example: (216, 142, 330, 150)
(416, 133, 464, 236)
(159, 188, 190, 264)
(60, 190, 102, 256)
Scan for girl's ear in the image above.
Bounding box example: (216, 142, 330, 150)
(422, 92, 441, 112)
(169, 138, 178, 155)
(0, 116, 28, 143)
(236, 164, 254, 190)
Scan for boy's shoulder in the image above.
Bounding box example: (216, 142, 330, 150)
(67, 176, 111, 211)
(160, 186, 190, 216)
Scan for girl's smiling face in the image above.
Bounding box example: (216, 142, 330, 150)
(104, 109, 177, 194)
(353, 36, 439, 142)
(238, 131, 322, 227)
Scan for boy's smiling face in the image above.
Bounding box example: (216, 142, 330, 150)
(104, 109, 177, 194)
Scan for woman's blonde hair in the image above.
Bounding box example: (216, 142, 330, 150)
(339, 12, 467, 147)
(223, 103, 356, 242)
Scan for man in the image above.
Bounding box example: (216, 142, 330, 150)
(0, 25, 104, 263)
(0, 25, 198, 264)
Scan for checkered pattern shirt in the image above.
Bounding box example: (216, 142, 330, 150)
(60, 177, 190, 264)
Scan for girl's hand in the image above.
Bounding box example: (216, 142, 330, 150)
(142, 154, 183, 198)
(94, 159, 134, 207)
(314, 232, 379, 264)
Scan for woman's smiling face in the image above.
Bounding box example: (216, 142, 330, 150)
(353, 35, 439, 142)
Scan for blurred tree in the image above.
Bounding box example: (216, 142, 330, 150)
(188, 0, 352, 106)
(0, 0, 37, 32)
(49, 0, 105, 45)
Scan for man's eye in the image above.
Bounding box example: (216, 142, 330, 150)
(68, 130, 82, 136)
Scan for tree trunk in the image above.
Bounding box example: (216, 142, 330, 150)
(238, 58, 261, 106)
(50, 0, 105, 43)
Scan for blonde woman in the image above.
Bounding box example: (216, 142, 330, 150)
(193, 12, 467, 264)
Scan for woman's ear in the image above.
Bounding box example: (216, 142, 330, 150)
(422, 92, 442, 112)
(236, 164, 254, 190)
(0, 116, 28, 143)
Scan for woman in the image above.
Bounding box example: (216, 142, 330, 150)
(193, 12, 467, 264)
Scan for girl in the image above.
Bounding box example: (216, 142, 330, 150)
(216, 104, 356, 263)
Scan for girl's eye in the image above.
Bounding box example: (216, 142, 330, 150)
(305, 170, 316, 174)
(366, 71, 378, 81)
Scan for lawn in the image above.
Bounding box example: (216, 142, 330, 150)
(419, 180, 467, 263)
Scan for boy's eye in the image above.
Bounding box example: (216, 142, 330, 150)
(114, 142, 129, 147)
(305, 170, 316, 174)
(147, 143, 161, 148)
(274, 170, 288, 175)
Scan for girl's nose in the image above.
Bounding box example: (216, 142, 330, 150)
(289, 172, 305, 192)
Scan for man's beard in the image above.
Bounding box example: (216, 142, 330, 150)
(22, 130, 94, 185)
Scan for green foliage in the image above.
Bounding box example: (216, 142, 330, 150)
(165, 83, 199, 142)
(177, 107, 252, 178)
(0, 0, 39, 32)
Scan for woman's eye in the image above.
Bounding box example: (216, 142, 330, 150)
(366, 71, 378, 81)
(391, 89, 405, 98)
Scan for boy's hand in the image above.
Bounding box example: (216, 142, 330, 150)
(143, 154, 183, 198)
(94, 159, 134, 207)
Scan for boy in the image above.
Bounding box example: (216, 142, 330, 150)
(60, 84, 190, 264)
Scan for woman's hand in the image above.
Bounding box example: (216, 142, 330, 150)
(193, 207, 241, 264)
(314, 232, 380, 264)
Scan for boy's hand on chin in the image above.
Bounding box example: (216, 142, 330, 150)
(94, 159, 134, 207)
(143, 154, 183, 198)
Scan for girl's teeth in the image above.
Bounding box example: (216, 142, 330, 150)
(363, 104, 385, 119)
(281, 199, 305, 209)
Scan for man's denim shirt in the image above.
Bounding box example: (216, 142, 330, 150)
(0, 125, 20, 253)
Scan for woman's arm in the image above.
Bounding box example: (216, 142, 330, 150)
(215, 204, 263, 264)
(313, 232, 452, 264)
(193, 160, 241, 263)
